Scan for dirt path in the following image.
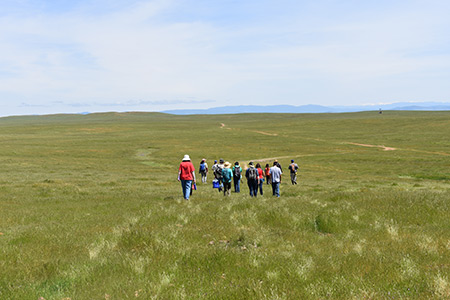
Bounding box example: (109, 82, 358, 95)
(252, 130, 278, 136)
(406, 149, 450, 156)
(345, 142, 450, 156)
(345, 142, 397, 151)
(220, 123, 277, 135)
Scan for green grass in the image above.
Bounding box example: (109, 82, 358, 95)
(0, 111, 449, 299)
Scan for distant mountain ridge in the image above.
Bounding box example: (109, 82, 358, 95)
(163, 102, 450, 115)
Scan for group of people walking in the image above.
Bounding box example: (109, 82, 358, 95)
(178, 154, 299, 200)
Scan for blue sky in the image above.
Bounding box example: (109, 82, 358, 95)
(0, 0, 449, 116)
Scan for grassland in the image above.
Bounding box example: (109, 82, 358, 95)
(0, 111, 449, 299)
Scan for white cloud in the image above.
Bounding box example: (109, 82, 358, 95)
(0, 0, 449, 115)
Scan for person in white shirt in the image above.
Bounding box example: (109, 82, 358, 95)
(269, 161, 282, 197)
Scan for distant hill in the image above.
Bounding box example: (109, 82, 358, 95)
(163, 102, 450, 115)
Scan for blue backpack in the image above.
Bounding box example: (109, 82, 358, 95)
(199, 163, 206, 172)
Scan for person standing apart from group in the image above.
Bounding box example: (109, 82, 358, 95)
(255, 163, 264, 196)
(222, 162, 233, 196)
(199, 158, 208, 183)
(178, 154, 196, 200)
(246, 162, 259, 197)
(232, 162, 242, 193)
(269, 161, 282, 197)
(288, 159, 299, 185)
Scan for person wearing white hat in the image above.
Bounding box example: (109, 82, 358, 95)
(178, 154, 196, 200)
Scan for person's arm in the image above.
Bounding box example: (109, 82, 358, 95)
(191, 163, 196, 183)
(178, 170, 181, 181)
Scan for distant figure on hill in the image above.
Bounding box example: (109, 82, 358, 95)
(232, 161, 242, 193)
(178, 154, 196, 201)
(246, 162, 259, 197)
(222, 162, 233, 196)
(288, 159, 299, 185)
(264, 163, 271, 185)
(255, 163, 264, 196)
(269, 161, 282, 197)
(199, 158, 208, 183)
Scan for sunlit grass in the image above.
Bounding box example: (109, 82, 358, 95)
(0, 111, 449, 299)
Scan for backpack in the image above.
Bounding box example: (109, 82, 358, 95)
(199, 163, 206, 172)
(247, 167, 257, 180)
(214, 165, 223, 179)
(233, 166, 241, 178)
(290, 163, 298, 173)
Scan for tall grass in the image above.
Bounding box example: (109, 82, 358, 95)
(0, 111, 449, 299)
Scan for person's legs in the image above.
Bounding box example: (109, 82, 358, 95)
(225, 182, 231, 196)
(181, 180, 187, 199)
(259, 180, 264, 195)
(184, 180, 192, 200)
(218, 178, 223, 192)
(252, 180, 258, 197)
(291, 172, 297, 185)
(274, 182, 280, 197)
(272, 182, 276, 196)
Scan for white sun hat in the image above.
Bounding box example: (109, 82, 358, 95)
(182, 154, 191, 161)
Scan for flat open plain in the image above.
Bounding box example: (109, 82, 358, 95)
(0, 111, 449, 299)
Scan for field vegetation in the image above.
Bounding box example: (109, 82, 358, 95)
(0, 111, 449, 299)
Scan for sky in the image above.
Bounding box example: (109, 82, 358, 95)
(0, 0, 449, 116)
